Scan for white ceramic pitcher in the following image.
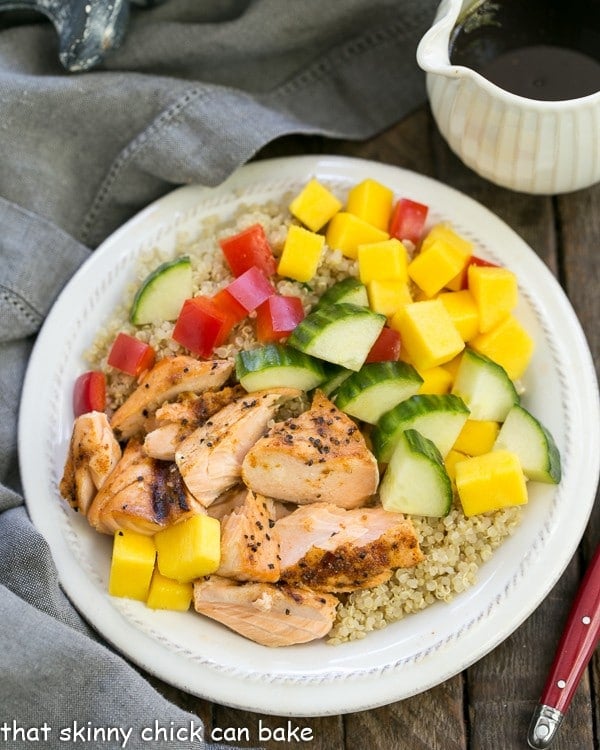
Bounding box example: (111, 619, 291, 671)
(417, 0, 600, 194)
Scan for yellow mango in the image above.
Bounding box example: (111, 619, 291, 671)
(325, 212, 389, 259)
(358, 238, 408, 284)
(453, 419, 500, 456)
(437, 289, 479, 341)
(417, 366, 453, 395)
(391, 299, 465, 371)
(108, 530, 156, 602)
(455, 450, 528, 517)
(408, 239, 472, 298)
(155, 514, 221, 583)
(278, 224, 325, 282)
(444, 448, 468, 483)
(367, 279, 412, 317)
(420, 223, 473, 256)
(146, 570, 193, 611)
(346, 178, 394, 231)
(288, 179, 342, 232)
(442, 352, 463, 381)
(470, 314, 534, 380)
(468, 264, 518, 333)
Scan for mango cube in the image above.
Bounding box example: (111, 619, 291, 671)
(437, 289, 479, 342)
(453, 419, 500, 456)
(421, 223, 473, 256)
(155, 514, 221, 583)
(455, 450, 528, 516)
(146, 570, 193, 611)
(278, 224, 325, 282)
(108, 530, 156, 602)
(470, 314, 534, 380)
(444, 448, 468, 483)
(367, 279, 412, 317)
(391, 299, 465, 370)
(408, 238, 472, 298)
(358, 238, 408, 284)
(346, 178, 394, 231)
(417, 366, 453, 395)
(325, 212, 389, 259)
(289, 179, 342, 232)
(468, 265, 518, 332)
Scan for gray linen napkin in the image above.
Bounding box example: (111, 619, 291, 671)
(0, 1, 436, 747)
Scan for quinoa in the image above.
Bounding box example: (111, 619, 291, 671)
(87, 193, 524, 644)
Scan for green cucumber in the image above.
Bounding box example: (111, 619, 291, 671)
(316, 277, 369, 308)
(319, 365, 353, 397)
(235, 343, 327, 392)
(130, 256, 193, 325)
(451, 348, 519, 421)
(379, 429, 452, 517)
(288, 303, 385, 371)
(493, 404, 561, 483)
(372, 393, 470, 463)
(335, 361, 423, 424)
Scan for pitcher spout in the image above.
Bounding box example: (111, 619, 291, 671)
(417, 0, 465, 77)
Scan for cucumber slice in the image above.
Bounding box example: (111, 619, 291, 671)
(235, 343, 327, 392)
(288, 303, 385, 371)
(316, 277, 369, 308)
(379, 429, 453, 517)
(493, 404, 561, 483)
(130, 256, 193, 325)
(319, 365, 353, 397)
(372, 393, 470, 462)
(335, 361, 423, 424)
(451, 348, 519, 421)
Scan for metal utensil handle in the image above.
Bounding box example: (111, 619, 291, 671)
(528, 543, 600, 749)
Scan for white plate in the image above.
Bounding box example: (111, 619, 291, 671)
(19, 156, 600, 716)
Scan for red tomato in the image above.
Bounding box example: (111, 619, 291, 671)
(172, 297, 233, 358)
(107, 332, 155, 377)
(468, 255, 500, 268)
(389, 198, 429, 245)
(211, 288, 247, 324)
(73, 371, 106, 417)
(365, 327, 401, 363)
(256, 295, 305, 342)
(219, 223, 277, 277)
(224, 266, 275, 313)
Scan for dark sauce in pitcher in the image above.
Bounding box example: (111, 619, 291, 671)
(450, 0, 600, 100)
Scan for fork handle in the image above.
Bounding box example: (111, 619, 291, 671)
(527, 543, 600, 749)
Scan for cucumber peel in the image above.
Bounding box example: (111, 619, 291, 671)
(316, 277, 369, 308)
(452, 347, 519, 421)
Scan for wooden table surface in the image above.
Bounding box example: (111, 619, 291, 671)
(146, 104, 600, 750)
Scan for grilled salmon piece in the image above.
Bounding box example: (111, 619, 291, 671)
(144, 385, 245, 460)
(217, 490, 280, 582)
(86, 439, 200, 535)
(241, 390, 379, 509)
(175, 388, 301, 507)
(110, 356, 233, 440)
(193, 575, 338, 647)
(275, 502, 423, 593)
(59, 411, 122, 514)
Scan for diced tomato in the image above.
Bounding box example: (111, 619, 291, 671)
(224, 266, 276, 313)
(73, 371, 106, 417)
(211, 288, 247, 325)
(172, 296, 234, 358)
(389, 198, 429, 245)
(256, 295, 305, 342)
(365, 326, 401, 363)
(219, 223, 277, 277)
(107, 332, 155, 377)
